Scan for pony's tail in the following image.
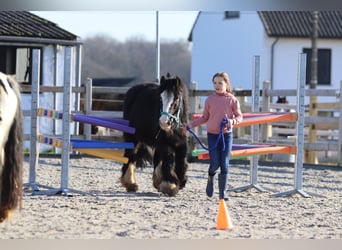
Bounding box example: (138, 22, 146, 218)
(135, 144, 153, 168)
(0, 103, 24, 222)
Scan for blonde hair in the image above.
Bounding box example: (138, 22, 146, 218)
(212, 72, 232, 93)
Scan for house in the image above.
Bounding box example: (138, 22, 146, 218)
(0, 11, 82, 151)
(188, 11, 342, 104)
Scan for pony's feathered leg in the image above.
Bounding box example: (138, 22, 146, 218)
(120, 162, 138, 192)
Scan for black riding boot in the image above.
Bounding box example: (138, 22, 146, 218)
(206, 174, 214, 197)
(218, 173, 229, 200)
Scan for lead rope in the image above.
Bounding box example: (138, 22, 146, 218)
(186, 127, 209, 151)
(187, 117, 229, 151)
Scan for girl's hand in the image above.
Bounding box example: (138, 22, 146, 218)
(225, 119, 232, 129)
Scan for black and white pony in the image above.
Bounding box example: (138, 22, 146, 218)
(121, 74, 189, 196)
(0, 72, 23, 222)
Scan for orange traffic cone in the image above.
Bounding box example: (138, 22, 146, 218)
(216, 199, 233, 230)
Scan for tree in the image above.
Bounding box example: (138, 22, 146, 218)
(81, 35, 191, 85)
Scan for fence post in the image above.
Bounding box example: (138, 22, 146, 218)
(188, 82, 199, 158)
(84, 78, 93, 140)
(259, 80, 271, 161)
(235, 88, 246, 138)
(261, 81, 272, 142)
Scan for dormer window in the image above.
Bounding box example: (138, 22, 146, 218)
(224, 11, 240, 19)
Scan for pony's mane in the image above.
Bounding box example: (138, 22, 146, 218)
(6, 75, 22, 103)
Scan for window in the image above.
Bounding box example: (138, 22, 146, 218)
(16, 48, 31, 84)
(224, 11, 240, 19)
(0, 46, 42, 89)
(303, 48, 331, 86)
(0, 46, 16, 74)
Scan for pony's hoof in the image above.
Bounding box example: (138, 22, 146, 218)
(179, 178, 188, 189)
(0, 209, 13, 223)
(159, 181, 179, 196)
(125, 184, 138, 192)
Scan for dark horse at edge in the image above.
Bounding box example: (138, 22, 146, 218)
(120, 74, 189, 196)
(0, 72, 24, 222)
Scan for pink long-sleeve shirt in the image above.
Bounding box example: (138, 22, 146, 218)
(191, 92, 243, 134)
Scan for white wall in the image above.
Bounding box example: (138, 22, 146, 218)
(190, 11, 264, 91)
(269, 38, 342, 104)
(22, 45, 78, 152)
(190, 11, 342, 107)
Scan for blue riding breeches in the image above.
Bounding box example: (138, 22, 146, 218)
(207, 132, 233, 176)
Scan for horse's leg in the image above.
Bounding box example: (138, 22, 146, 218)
(174, 141, 188, 190)
(152, 149, 162, 190)
(120, 147, 138, 192)
(153, 145, 179, 196)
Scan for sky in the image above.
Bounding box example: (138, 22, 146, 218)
(32, 11, 199, 42)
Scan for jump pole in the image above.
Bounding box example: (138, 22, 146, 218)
(72, 114, 135, 134)
(193, 112, 298, 127)
(76, 149, 129, 164)
(197, 145, 296, 160)
(38, 135, 130, 163)
(37, 108, 135, 134)
(272, 53, 323, 198)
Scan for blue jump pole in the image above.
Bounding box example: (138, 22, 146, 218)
(70, 139, 134, 149)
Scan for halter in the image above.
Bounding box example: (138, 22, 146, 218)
(160, 95, 183, 128)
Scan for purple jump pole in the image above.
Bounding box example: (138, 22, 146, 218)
(71, 139, 134, 149)
(72, 114, 135, 134)
(75, 114, 130, 126)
